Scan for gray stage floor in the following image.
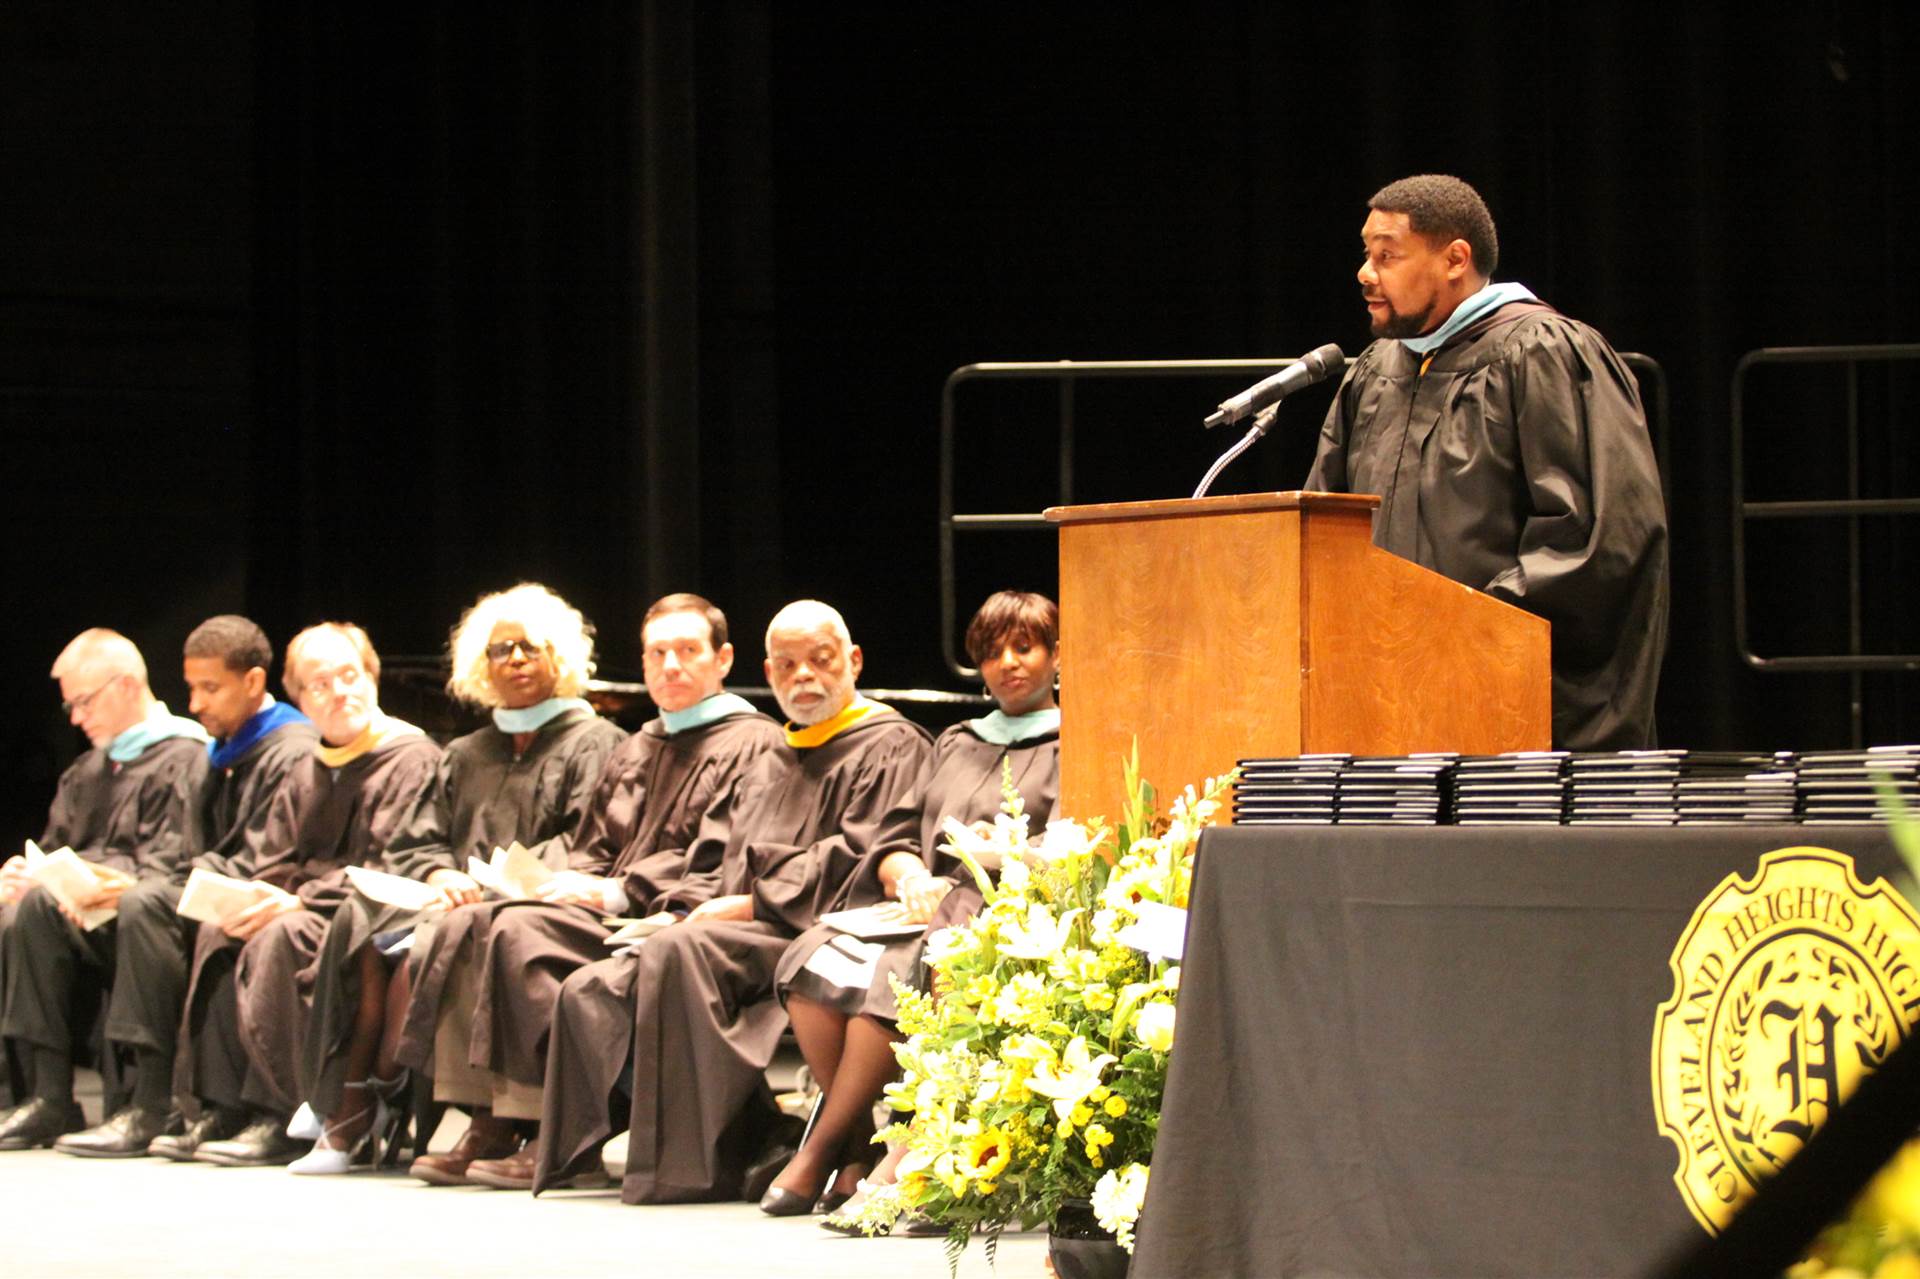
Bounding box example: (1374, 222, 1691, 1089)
(0, 1144, 1048, 1278)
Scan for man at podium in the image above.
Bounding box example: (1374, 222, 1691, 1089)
(1305, 173, 1668, 751)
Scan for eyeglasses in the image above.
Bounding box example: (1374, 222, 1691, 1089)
(61, 675, 125, 717)
(486, 638, 546, 664)
(303, 665, 366, 701)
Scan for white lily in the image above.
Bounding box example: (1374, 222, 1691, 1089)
(998, 901, 1081, 960)
(1025, 1035, 1117, 1121)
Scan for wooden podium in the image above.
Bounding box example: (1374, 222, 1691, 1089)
(1044, 491, 1551, 819)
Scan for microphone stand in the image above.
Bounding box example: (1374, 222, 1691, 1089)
(1191, 403, 1280, 499)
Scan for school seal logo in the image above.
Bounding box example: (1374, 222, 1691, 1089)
(1652, 846, 1920, 1233)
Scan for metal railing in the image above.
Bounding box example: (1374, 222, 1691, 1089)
(1730, 343, 1920, 742)
(939, 352, 1669, 681)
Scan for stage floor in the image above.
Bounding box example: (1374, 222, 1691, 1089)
(0, 1143, 1047, 1278)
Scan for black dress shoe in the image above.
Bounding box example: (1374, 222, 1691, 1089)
(195, 1117, 310, 1167)
(55, 1106, 181, 1158)
(0, 1097, 88, 1151)
(758, 1185, 819, 1217)
(149, 1109, 247, 1162)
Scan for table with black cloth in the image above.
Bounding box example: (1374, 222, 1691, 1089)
(1131, 824, 1902, 1279)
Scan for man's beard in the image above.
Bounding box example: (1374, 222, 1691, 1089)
(1371, 300, 1433, 340)
(778, 679, 852, 726)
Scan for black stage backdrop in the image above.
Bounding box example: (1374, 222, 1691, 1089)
(4, 2, 1917, 838)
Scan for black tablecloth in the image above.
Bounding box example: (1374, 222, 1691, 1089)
(1132, 825, 1903, 1279)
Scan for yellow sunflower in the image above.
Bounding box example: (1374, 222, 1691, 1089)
(964, 1127, 1013, 1181)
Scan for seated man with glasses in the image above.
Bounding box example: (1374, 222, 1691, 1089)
(177, 622, 442, 1168)
(0, 629, 210, 1149)
(286, 583, 627, 1175)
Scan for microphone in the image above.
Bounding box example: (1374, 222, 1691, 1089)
(1203, 343, 1345, 429)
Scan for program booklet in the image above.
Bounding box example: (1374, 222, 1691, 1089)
(344, 865, 446, 912)
(24, 839, 118, 930)
(176, 866, 275, 925)
(466, 841, 554, 900)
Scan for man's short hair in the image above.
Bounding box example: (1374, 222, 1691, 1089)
(1368, 174, 1500, 277)
(184, 615, 273, 676)
(51, 628, 148, 688)
(644, 593, 729, 652)
(284, 622, 380, 700)
(764, 600, 852, 654)
(965, 591, 1059, 667)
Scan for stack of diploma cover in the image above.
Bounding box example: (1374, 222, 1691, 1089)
(1795, 745, 1920, 824)
(1231, 754, 1350, 825)
(1231, 754, 1456, 825)
(1334, 755, 1456, 825)
(1673, 751, 1799, 824)
(1451, 751, 1569, 825)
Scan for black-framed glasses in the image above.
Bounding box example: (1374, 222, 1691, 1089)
(486, 638, 546, 663)
(61, 674, 126, 716)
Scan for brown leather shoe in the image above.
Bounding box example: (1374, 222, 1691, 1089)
(468, 1142, 611, 1192)
(409, 1117, 523, 1187)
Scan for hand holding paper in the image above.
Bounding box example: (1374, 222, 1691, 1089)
(24, 840, 123, 930)
(177, 867, 276, 926)
(536, 870, 615, 909)
(426, 868, 484, 907)
(1, 853, 35, 904)
(343, 865, 448, 913)
(221, 886, 302, 940)
(466, 842, 555, 901)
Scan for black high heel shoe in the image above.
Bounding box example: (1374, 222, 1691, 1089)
(758, 1185, 818, 1217)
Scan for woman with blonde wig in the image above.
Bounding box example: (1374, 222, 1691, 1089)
(287, 584, 625, 1174)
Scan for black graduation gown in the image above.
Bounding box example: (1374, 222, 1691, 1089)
(0, 735, 207, 1103)
(395, 709, 783, 1089)
(179, 732, 441, 1116)
(299, 709, 625, 1114)
(1304, 301, 1669, 751)
(774, 722, 1061, 1020)
(190, 719, 324, 881)
(534, 709, 933, 1202)
(107, 718, 320, 1065)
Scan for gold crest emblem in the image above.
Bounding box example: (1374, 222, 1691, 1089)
(1652, 846, 1920, 1232)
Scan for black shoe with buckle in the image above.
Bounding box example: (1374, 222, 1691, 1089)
(55, 1106, 181, 1158)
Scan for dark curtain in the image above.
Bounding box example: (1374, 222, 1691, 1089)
(4, 2, 1917, 843)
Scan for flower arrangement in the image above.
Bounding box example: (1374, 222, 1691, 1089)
(1789, 783, 1920, 1279)
(848, 747, 1233, 1267)
(1788, 1137, 1920, 1279)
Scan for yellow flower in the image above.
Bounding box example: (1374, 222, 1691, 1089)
(1071, 1103, 1095, 1128)
(1083, 985, 1115, 1012)
(1084, 1122, 1113, 1148)
(1105, 1094, 1128, 1118)
(1089, 1085, 1109, 1103)
(977, 1181, 998, 1196)
(1090, 1150, 1104, 1168)
(964, 1128, 1012, 1181)
(1875, 1257, 1920, 1279)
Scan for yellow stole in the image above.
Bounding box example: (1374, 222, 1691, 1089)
(316, 713, 425, 768)
(784, 696, 893, 749)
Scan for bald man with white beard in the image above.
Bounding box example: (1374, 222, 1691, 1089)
(521, 601, 932, 1204)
